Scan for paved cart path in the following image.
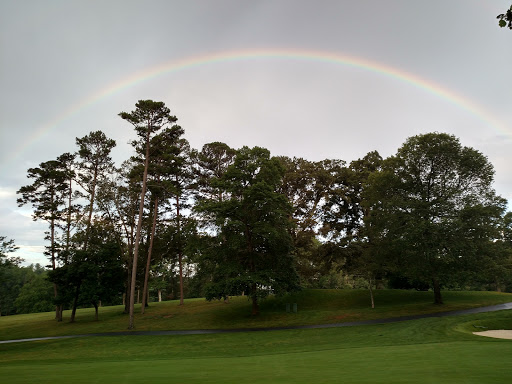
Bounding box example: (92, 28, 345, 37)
(2, 302, 512, 344)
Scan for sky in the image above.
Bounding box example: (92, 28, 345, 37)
(1, 0, 512, 266)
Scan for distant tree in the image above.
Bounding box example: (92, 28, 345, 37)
(119, 100, 179, 329)
(497, 5, 512, 29)
(470, 212, 512, 292)
(14, 270, 54, 314)
(0, 237, 21, 316)
(364, 133, 506, 304)
(196, 146, 299, 315)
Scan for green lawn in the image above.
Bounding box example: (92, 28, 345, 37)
(1, 290, 512, 383)
(1, 289, 511, 341)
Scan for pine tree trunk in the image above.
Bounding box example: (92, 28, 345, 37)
(83, 165, 98, 251)
(129, 129, 151, 329)
(176, 191, 185, 306)
(158, 289, 162, 302)
(142, 197, 159, 314)
(124, 254, 132, 314)
(432, 278, 443, 305)
(179, 253, 184, 305)
(368, 275, 375, 309)
(50, 216, 61, 322)
(251, 295, 259, 316)
(57, 305, 63, 322)
(65, 173, 72, 264)
(251, 284, 259, 315)
(70, 283, 81, 323)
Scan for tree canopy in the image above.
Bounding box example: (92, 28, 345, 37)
(196, 146, 300, 315)
(364, 133, 507, 304)
(10, 99, 512, 319)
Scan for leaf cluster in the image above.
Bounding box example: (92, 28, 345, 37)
(497, 5, 512, 29)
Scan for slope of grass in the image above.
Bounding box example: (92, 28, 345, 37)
(1, 306, 512, 383)
(1, 289, 511, 342)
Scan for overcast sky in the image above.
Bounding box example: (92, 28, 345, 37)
(1, 0, 511, 266)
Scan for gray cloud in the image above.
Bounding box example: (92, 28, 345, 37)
(1, 0, 511, 264)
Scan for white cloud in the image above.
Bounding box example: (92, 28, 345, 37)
(15, 245, 48, 267)
(0, 186, 16, 200)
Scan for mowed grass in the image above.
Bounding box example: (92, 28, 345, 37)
(1, 290, 512, 383)
(1, 289, 511, 341)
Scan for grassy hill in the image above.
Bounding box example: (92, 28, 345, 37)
(1, 289, 512, 383)
(1, 289, 511, 341)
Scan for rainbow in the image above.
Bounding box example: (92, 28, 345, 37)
(17, 48, 510, 157)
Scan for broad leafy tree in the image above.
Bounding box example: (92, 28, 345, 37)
(14, 268, 54, 314)
(196, 146, 299, 315)
(48, 222, 124, 321)
(364, 133, 506, 304)
(277, 157, 340, 286)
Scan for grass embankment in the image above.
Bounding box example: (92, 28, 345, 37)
(1, 290, 512, 383)
(0, 289, 510, 341)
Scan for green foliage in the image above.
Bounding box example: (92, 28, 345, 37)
(0, 236, 19, 260)
(119, 100, 178, 145)
(196, 146, 300, 313)
(48, 224, 125, 319)
(119, 99, 182, 328)
(16, 160, 69, 225)
(75, 130, 116, 247)
(0, 237, 21, 316)
(11, 95, 512, 325)
(14, 273, 54, 314)
(278, 157, 342, 285)
(0, 262, 52, 316)
(364, 133, 507, 303)
(497, 5, 512, 29)
(191, 141, 236, 204)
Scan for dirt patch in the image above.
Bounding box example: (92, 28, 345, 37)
(473, 330, 512, 340)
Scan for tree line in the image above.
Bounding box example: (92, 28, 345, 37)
(3, 100, 511, 326)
